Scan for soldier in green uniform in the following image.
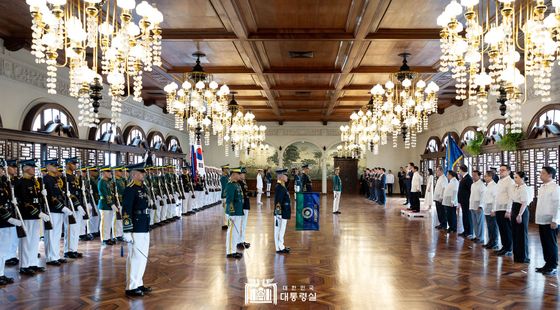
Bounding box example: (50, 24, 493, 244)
(274, 168, 291, 254)
(220, 164, 230, 230)
(121, 162, 152, 297)
(98, 166, 116, 245)
(238, 167, 251, 250)
(113, 167, 127, 242)
(87, 167, 101, 238)
(301, 164, 313, 192)
(332, 167, 342, 214)
(143, 167, 157, 228)
(225, 167, 244, 259)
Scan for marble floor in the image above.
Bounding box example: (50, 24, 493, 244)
(0, 194, 558, 309)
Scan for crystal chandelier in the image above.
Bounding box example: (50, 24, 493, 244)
(437, 0, 559, 133)
(163, 52, 230, 145)
(26, 0, 163, 128)
(223, 94, 266, 157)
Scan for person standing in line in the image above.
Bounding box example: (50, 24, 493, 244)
(332, 167, 342, 214)
(220, 164, 230, 231)
(535, 166, 560, 275)
(458, 165, 473, 239)
(398, 167, 406, 197)
(482, 170, 499, 250)
(443, 170, 459, 233)
(423, 168, 434, 210)
(274, 168, 291, 254)
(404, 163, 414, 206)
(469, 170, 486, 244)
(377, 168, 387, 205)
(301, 164, 313, 192)
(42, 159, 69, 266)
(4, 160, 20, 267)
(225, 167, 244, 259)
(433, 167, 448, 230)
(0, 161, 21, 286)
(386, 170, 395, 196)
(510, 171, 532, 264)
(265, 168, 272, 198)
(256, 169, 263, 206)
(238, 167, 251, 250)
(493, 164, 515, 257)
(98, 166, 116, 246)
(410, 166, 422, 212)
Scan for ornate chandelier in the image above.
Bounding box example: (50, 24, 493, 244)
(164, 52, 230, 145)
(26, 0, 163, 128)
(223, 94, 266, 157)
(340, 53, 439, 154)
(437, 0, 559, 133)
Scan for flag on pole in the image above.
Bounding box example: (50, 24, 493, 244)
(295, 192, 320, 231)
(190, 144, 206, 177)
(444, 133, 464, 172)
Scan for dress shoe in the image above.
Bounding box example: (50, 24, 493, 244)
(58, 258, 68, 264)
(243, 242, 251, 248)
(125, 288, 144, 297)
(542, 268, 557, 276)
(19, 267, 35, 276)
(498, 251, 512, 257)
(79, 234, 88, 241)
(103, 240, 115, 246)
(226, 253, 243, 259)
(138, 286, 152, 293)
(434, 225, 442, 229)
(116, 237, 124, 242)
(0, 276, 14, 285)
(73, 252, 83, 258)
(536, 266, 547, 273)
(5, 257, 19, 266)
(236, 243, 246, 249)
(46, 260, 61, 266)
(402, 201, 409, 205)
(85, 234, 94, 241)
(222, 225, 228, 230)
(276, 249, 290, 254)
(514, 259, 530, 264)
(30, 266, 46, 272)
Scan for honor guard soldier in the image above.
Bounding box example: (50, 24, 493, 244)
(332, 167, 342, 214)
(147, 167, 162, 225)
(113, 166, 127, 242)
(181, 165, 196, 215)
(238, 167, 251, 250)
(87, 166, 101, 238)
(225, 167, 244, 259)
(122, 162, 152, 297)
(274, 168, 291, 254)
(0, 160, 21, 285)
(142, 167, 157, 228)
(98, 166, 117, 245)
(63, 158, 84, 259)
(80, 166, 97, 240)
(15, 160, 49, 275)
(220, 164, 230, 230)
(4, 160, 20, 266)
(301, 164, 313, 192)
(42, 159, 69, 266)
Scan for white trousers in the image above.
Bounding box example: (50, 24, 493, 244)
(266, 183, 271, 197)
(333, 191, 341, 212)
(155, 200, 163, 222)
(241, 210, 249, 242)
(161, 203, 168, 220)
(182, 196, 189, 213)
(100, 210, 114, 241)
(19, 219, 40, 268)
(114, 216, 123, 238)
(9, 226, 18, 259)
(222, 198, 229, 226)
(149, 208, 155, 225)
(126, 232, 150, 290)
(44, 213, 64, 262)
(274, 215, 287, 251)
(226, 216, 242, 255)
(256, 188, 263, 205)
(0, 227, 11, 276)
(64, 212, 81, 253)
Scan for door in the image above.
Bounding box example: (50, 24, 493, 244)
(333, 157, 358, 194)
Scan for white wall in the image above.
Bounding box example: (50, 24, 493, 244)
(0, 41, 189, 152)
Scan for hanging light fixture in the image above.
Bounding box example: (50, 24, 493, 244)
(26, 0, 163, 128)
(163, 52, 230, 145)
(437, 0, 559, 134)
(223, 93, 266, 157)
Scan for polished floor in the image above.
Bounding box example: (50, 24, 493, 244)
(0, 194, 559, 309)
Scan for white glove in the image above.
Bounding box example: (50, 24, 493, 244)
(111, 205, 118, 212)
(78, 206, 85, 215)
(156, 195, 162, 201)
(123, 232, 133, 243)
(39, 212, 50, 222)
(11, 198, 18, 206)
(41, 189, 48, 196)
(66, 191, 72, 197)
(62, 207, 73, 216)
(7, 218, 22, 227)
(89, 189, 93, 194)
(149, 199, 154, 206)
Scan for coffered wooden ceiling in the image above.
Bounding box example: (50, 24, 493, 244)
(0, 0, 461, 122)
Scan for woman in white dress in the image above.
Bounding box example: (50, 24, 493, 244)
(423, 168, 434, 210)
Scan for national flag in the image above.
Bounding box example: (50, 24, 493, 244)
(295, 192, 320, 231)
(190, 144, 206, 177)
(444, 133, 464, 172)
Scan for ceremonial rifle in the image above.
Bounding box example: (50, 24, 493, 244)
(4, 163, 27, 238)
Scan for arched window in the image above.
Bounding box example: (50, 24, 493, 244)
(487, 120, 505, 137)
(462, 129, 476, 143)
(123, 125, 146, 147)
(166, 135, 181, 153)
(441, 132, 460, 149)
(425, 136, 440, 153)
(147, 131, 165, 151)
(88, 119, 123, 144)
(528, 104, 560, 139)
(22, 103, 78, 137)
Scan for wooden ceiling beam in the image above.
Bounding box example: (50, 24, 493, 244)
(351, 65, 437, 73)
(270, 85, 334, 91)
(160, 29, 238, 41)
(166, 65, 436, 74)
(366, 28, 441, 40)
(166, 66, 255, 74)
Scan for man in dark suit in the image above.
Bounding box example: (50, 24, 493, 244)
(458, 164, 473, 239)
(398, 167, 405, 196)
